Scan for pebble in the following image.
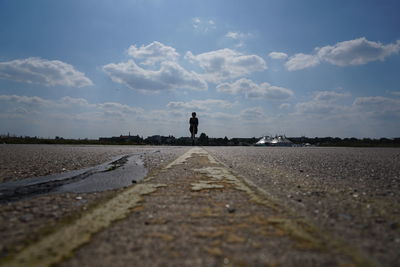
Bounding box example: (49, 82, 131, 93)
(225, 204, 236, 213)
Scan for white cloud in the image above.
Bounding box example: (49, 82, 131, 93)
(192, 17, 216, 32)
(2, 93, 399, 138)
(0, 94, 52, 107)
(317, 38, 400, 66)
(167, 99, 233, 111)
(59, 96, 90, 108)
(226, 31, 246, 40)
(103, 59, 207, 93)
(353, 96, 400, 118)
(285, 53, 320, 71)
(268, 52, 288, 60)
(285, 37, 400, 71)
(389, 91, 400, 96)
(0, 95, 143, 117)
(313, 91, 350, 102)
(0, 57, 93, 87)
(295, 101, 346, 115)
(294, 90, 350, 115)
(225, 31, 253, 47)
(127, 41, 179, 65)
(0, 94, 150, 138)
(185, 49, 266, 83)
(279, 103, 291, 109)
(216, 78, 293, 100)
(240, 107, 266, 121)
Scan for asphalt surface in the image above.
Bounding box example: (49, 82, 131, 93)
(205, 146, 400, 266)
(0, 145, 399, 266)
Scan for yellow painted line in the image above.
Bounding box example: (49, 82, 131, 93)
(3, 147, 201, 267)
(2, 147, 376, 267)
(3, 183, 165, 267)
(165, 147, 201, 169)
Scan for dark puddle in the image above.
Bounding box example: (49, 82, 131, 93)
(0, 154, 147, 203)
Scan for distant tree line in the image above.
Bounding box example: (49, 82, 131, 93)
(1, 133, 399, 147)
(288, 136, 400, 147)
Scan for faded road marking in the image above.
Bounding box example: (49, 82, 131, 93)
(3, 183, 166, 267)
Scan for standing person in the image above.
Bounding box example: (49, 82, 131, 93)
(189, 112, 199, 145)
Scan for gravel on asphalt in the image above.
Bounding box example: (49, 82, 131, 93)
(205, 146, 400, 266)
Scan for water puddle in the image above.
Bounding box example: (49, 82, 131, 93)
(0, 154, 147, 203)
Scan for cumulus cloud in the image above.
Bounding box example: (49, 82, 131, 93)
(285, 53, 320, 71)
(216, 78, 293, 100)
(317, 38, 400, 66)
(185, 49, 266, 83)
(0, 57, 93, 87)
(285, 37, 400, 71)
(103, 59, 207, 92)
(127, 41, 179, 65)
(167, 99, 233, 111)
(268, 52, 288, 60)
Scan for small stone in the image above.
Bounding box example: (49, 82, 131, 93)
(225, 204, 235, 213)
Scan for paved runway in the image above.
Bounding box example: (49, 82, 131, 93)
(1, 146, 399, 266)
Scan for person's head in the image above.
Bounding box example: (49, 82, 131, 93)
(192, 112, 196, 118)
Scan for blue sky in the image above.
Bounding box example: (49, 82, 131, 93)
(1, 0, 399, 138)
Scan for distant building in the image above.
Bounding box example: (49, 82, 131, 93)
(99, 132, 142, 143)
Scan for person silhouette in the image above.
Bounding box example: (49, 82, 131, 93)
(189, 112, 199, 145)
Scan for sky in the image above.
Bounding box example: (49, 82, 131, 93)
(0, 0, 400, 139)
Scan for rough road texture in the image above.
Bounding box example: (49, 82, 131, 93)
(2, 147, 380, 267)
(0, 146, 399, 266)
(0, 145, 188, 261)
(205, 147, 400, 266)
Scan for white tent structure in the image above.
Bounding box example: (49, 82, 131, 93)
(255, 135, 293, 146)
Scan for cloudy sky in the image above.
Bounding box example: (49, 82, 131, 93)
(1, 0, 399, 138)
